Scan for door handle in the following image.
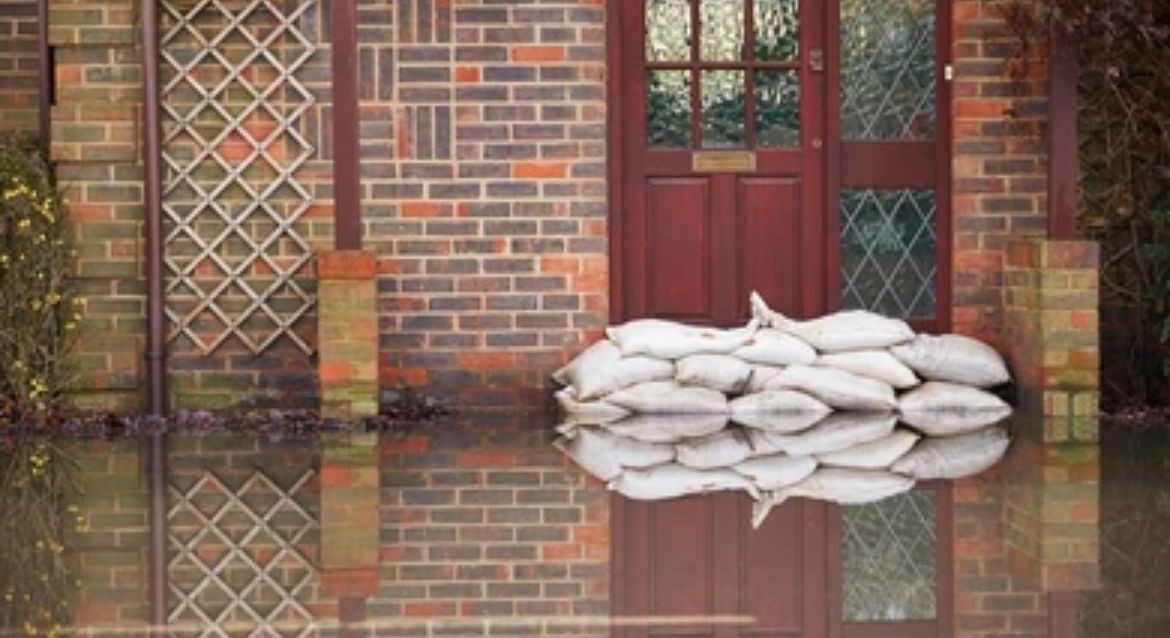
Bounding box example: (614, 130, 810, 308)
(809, 48, 825, 72)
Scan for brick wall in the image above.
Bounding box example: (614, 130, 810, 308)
(360, 0, 610, 409)
(49, 1, 148, 411)
(951, 0, 1051, 346)
(0, 0, 38, 133)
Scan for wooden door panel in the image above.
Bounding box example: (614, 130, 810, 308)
(647, 497, 715, 638)
(739, 497, 805, 635)
(646, 178, 712, 321)
(735, 177, 803, 320)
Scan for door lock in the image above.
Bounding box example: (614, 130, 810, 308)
(809, 48, 825, 72)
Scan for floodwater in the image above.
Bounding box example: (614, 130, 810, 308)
(1, 411, 1167, 638)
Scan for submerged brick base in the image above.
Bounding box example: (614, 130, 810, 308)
(318, 250, 380, 419)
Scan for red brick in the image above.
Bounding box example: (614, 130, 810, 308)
(511, 45, 566, 62)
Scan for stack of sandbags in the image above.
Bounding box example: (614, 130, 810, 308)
(553, 291, 1012, 432)
(551, 290, 1016, 528)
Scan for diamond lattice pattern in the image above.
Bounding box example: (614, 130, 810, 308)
(168, 470, 318, 638)
(842, 490, 938, 622)
(841, 189, 937, 318)
(840, 0, 936, 140)
(160, 0, 318, 356)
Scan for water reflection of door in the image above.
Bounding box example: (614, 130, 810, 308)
(613, 495, 830, 638)
(612, 485, 953, 638)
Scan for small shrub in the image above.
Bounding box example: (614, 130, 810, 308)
(0, 137, 78, 422)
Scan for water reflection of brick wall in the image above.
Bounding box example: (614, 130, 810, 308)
(372, 422, 610, 636)
(951, 416, 1100, 638)
(68, 440, 151, 630)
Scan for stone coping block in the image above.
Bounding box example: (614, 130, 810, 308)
(318, 250, 377, 280)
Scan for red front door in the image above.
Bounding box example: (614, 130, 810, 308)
(612, 0, 827, 325)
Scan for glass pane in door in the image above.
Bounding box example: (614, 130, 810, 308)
(754, 0, 799, 60)
(647, 0, 692, 61)
(840, 189, 937, 318)
(701, 70, 746, 148)
(755, 70, 800, 147)
(700, 0, 745, 61)
(647, 70, 693, 148)
(840, 0, 936, 140)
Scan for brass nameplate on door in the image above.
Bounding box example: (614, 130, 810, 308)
(692, 151, 757, 173)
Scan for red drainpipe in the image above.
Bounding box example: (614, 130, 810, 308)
(1048, 22, 1078, 240)
(141, 0, 167, 417)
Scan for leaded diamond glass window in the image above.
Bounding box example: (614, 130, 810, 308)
(841, 189, 937, 318)
(843, 491, 938, 622)
(840, 0, 936, 140)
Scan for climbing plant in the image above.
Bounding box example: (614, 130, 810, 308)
(0, 137, 79, 424)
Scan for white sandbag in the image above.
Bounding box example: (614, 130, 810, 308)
(554, 387, 630, 424)
(608, 463, 760, 500)
(676, 354, 753, 394)
(755, 412, 898, 456)
(732, 454, 817, 491)
(751, 469, 914, 528)
(816, 429, 921, 470)
(553, 428, 623, 481)
(606, 381, 729, 415)
(890, 334, 1011, 388)
(733, 411, 828, 434)
(730, 390, 832, 417)
(732, 329, 817, 366)
(602, 413, 729, 443)
(552, 340, 675, 400)
(750, 292, 913, 352)
(606, 318, 759, 360)
(891, 427, 1010, 480)
(898, 382, 1012, 436)
(815, 350, 919, 389)
(744, 364, 786, 393)
(675, 429, 754, 470)
(764, 365, 897, 411)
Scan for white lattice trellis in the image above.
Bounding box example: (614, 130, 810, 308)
(160, 0, 318, 356)
(168, 469, 318, 638)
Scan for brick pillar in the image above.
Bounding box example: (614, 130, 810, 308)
(317, 250, 380, 418)
(1003, 239, 1100, 440)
